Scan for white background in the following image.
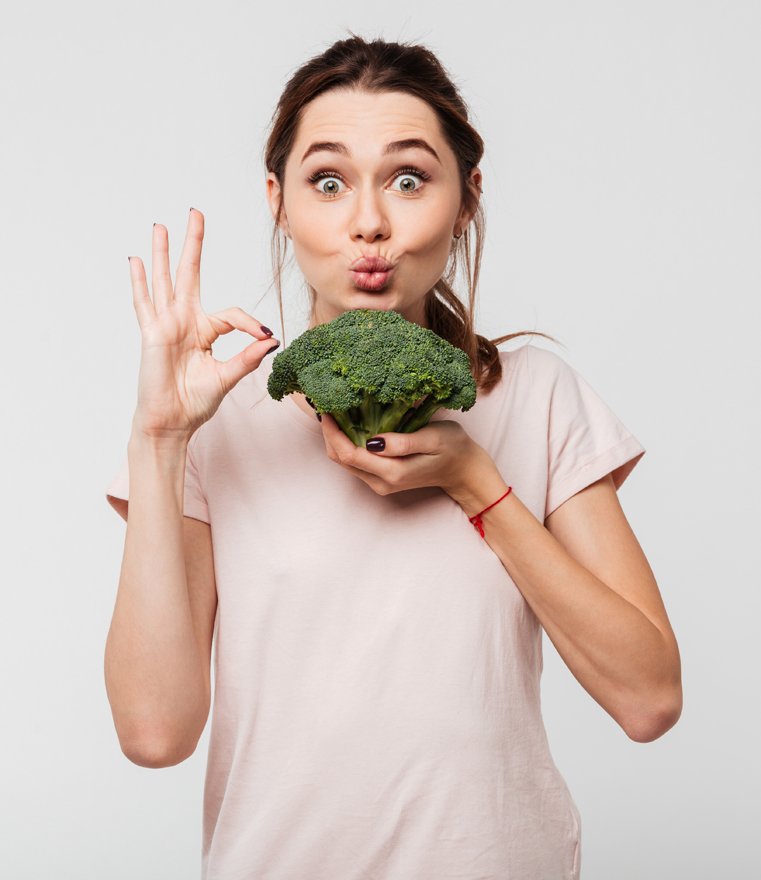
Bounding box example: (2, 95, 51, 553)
(2, 1, 759, 877)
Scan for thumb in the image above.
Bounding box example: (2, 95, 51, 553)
(217, 337, 280, 391)
(365, 424, 439, 456)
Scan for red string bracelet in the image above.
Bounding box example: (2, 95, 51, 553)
(469, 487, 512, 538)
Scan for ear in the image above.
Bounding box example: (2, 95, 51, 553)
(454, 167, 483, 237)
(266, 171, 291, 238)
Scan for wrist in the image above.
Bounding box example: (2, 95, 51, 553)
(444, 449, 509, 518)
(128, 423, 191, 463)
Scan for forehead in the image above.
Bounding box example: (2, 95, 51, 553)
(291, 89, 449, 159)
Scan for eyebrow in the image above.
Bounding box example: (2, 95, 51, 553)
(300, 138, 440, 164)
(301, 141, 349, 163)
(383, 139, 440, 162)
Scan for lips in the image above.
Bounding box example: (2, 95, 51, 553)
(349, 256, 395, 291)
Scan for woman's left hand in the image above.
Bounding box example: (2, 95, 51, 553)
(319, 414, 506, 514)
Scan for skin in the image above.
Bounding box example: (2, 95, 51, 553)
(266, 89, 479, 420)
(105, 88, 681, 769)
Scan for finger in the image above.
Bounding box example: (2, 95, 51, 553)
(363, 424, 441, 457)
(128, 256, 155, 328)
(207, 307, 280, 390)
(320, 414, 401, 481)
(320, 417, 390, 492)
(217, 337, 280, 390)
(175, 208, 204, 302)
(206, 307, 276, 341)
(151, 223, 174, 311)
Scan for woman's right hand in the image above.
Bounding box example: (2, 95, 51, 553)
(128, 209, 279, 442)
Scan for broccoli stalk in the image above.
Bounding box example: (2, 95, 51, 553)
(399, 394, 446, 433)
(329, 394, 414, 447)
(267, 309, 477, 447)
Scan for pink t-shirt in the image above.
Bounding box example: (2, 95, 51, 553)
(107, 343, 645, 880)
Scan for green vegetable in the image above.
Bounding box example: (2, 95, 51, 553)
(266, 308, 477, 447)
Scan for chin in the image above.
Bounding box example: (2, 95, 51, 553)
(353, 297, 396, 310)
(354, 296, 411, 317)
(345, 286, 396, 305)
(315, 282, 426, 324)
(354, 294, 428, 327)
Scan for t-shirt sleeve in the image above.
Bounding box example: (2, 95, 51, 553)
(527, 346, 646, 520)
(105, 435, 210, 524)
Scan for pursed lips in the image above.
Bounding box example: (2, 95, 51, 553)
(349, 256, 395, 291)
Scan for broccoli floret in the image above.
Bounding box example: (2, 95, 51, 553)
(267, 309, 477, 446)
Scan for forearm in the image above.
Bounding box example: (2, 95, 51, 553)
(104, 430, 208, 766)
(448, 460, 681, 741)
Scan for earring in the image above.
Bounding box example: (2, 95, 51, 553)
(453, 231, 463, 240)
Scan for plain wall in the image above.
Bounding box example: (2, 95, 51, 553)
(1, 1, 759, 877)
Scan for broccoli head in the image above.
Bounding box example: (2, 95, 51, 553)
(266, 308, 477, 446)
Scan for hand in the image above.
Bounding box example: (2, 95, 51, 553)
(128, 209, 279, 442)
(319, 413, 506, 510)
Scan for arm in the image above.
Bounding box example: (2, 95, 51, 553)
(318, 416, 682, 743)
(452, 465, 682, 743)
(105, 449, 217, 767)
(105, 210, 278, 766)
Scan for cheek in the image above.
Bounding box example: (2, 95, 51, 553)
(284, 192, 317, 247)
(399, 195, 459, 254)
(285, 197, 347, 265)
(282, 193, 347, 291)
(395, 211, 456, 286)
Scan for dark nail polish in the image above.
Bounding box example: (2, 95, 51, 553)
(190, 207, 194, 212)
(316, 412, 322, 422)
(265, 342, 280, 355)
(127, 256, 132, 262)
(306, 397, 316, 409)
(153, 222, 156, 227)
(260, 325, 273, 336)
(366, 438, 385, 452)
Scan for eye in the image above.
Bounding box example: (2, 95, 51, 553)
(390, 173, 423, 193)
(315, 177, 345, 196)
(391, 169, 428, 193)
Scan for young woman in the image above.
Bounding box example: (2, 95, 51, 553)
(105, 36, 682, 880)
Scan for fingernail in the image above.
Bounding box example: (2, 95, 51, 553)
(190, 207, 194, 212)
(316, 412, 322, 422)
(306, 398, 315, 409)
(127, 256, 132, 262)
(265, 342, 280, 355)
(366, 437, 385, 452)
(153, 222, 156, 227)
(260, 325, 273, 336)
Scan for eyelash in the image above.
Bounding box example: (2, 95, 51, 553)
(393, 166, 431, 187)
(307, 165, 431, 195)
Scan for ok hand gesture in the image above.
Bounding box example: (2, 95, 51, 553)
(128, 209, 278, 442)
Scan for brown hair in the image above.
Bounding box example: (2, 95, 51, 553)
(264, 35, 557, 393)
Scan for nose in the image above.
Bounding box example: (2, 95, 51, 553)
(350, 185, 390, 243)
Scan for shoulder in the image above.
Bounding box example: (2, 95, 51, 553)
(496, 342, 570, 374)
(492, 343, 575, 400)
(491, 344, 606, 434)
(517, 343, 572, 376)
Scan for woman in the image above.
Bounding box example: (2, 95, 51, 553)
(105, 36, 682, 879)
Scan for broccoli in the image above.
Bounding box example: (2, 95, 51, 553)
(266, 308, 477, 447)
